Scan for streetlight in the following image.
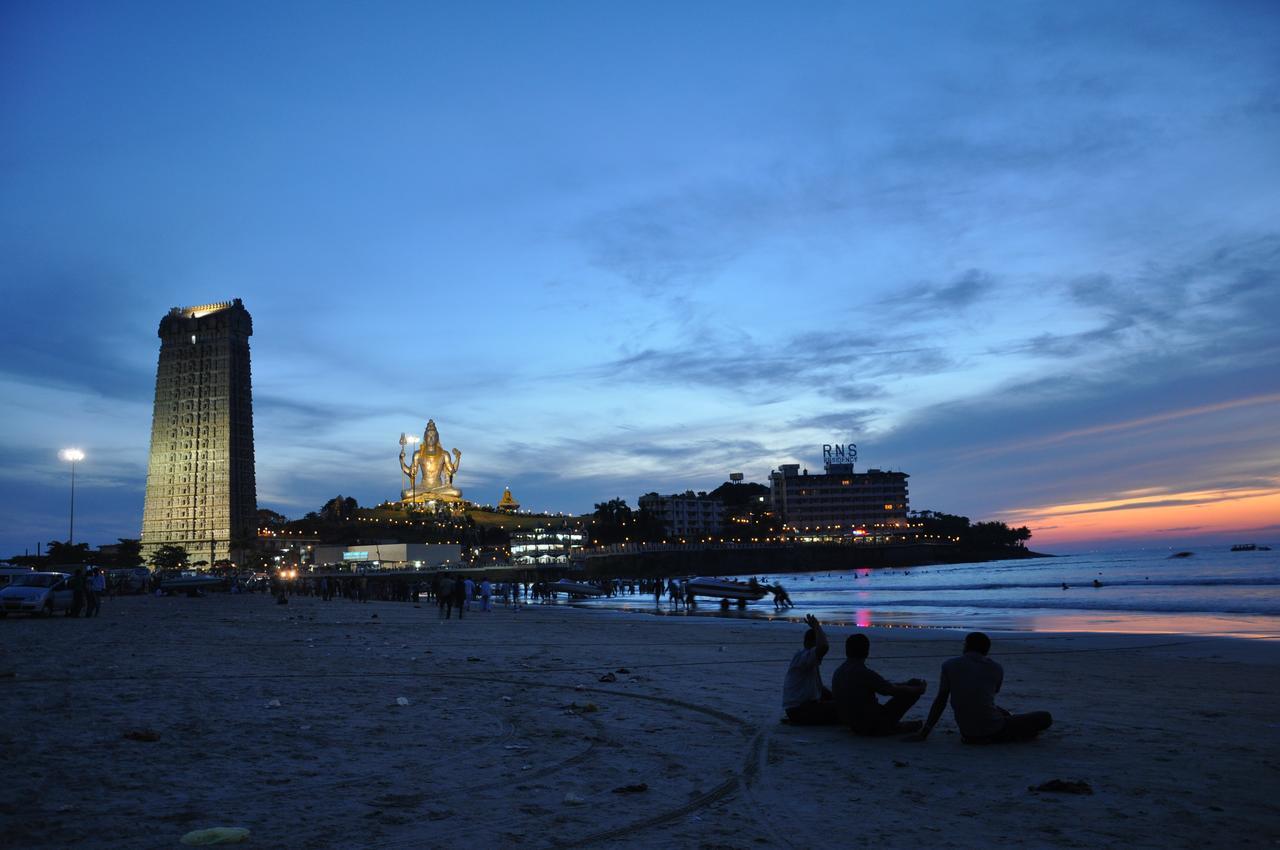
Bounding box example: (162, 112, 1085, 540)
(59, 448, 85, 545)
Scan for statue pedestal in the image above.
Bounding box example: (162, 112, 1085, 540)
(400, 488, 466, 510)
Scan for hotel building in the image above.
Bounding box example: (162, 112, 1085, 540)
(768, 462, 909, 539)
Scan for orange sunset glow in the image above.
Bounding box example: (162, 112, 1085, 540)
(1000, 484, 1280, 547)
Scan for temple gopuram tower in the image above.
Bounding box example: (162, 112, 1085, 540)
(141, 300, 257, 565)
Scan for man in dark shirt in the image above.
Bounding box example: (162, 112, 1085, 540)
(832, 633, 927, 736)
(908, 632, 1052, 744)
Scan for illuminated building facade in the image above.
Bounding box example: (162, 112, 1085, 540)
(769, 463, 909, 538)
(141, 300, 257, 564)
(510, 527, 585, 564)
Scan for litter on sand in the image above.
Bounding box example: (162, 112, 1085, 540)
(179, 827, 250, 845)
(1030, 779, 1094, 795)
(395, 696, 410, 707)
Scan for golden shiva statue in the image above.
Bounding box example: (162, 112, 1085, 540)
(399, 419, 463, 504)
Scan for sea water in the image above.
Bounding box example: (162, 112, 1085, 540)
(568, 546, 1280, 639)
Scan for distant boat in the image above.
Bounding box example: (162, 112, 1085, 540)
(685, 577, 770, 602)
(1169, 551, 1194, 559)
(1231, 543, 1270, 551)
(159, 572, 226, 591)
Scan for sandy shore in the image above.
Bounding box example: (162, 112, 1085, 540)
(1, 593, 1278, 849)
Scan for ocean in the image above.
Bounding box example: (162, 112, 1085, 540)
(565, 546, 1280, 639)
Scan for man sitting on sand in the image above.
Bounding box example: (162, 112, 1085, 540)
(832, 634, 927, 736)
(782, 614, 838, 724)
(907, 632, 1052, 744)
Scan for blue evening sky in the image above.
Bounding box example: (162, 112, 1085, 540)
(2, 1, 1278, 554)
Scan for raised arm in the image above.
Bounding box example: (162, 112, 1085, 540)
(804, 614, 829, 659)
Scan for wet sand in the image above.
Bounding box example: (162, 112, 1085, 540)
(2, 593, 1278, 849)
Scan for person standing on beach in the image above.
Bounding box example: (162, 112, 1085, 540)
(438, 575, 455, 619)
(463, 577, 475, 612)
(452, 575, 467, 619)
(907, 631, 1052, 744)
(481, 579, 492, 612)
(832, 634, 926, 736)
(68, 567, 86, 617)
(782, 614, 838, 725)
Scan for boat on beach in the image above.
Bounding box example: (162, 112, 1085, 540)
(551, 579, 605, 597)
(158, 572, 226, 593)
(685, 577, 770, 602)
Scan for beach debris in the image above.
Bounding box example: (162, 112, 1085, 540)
(1030, 779, 1094, 795)
(502, 696, 513, 703)
(179, 827, 250, 845)
(265, 699, 282, 709)
(467, 656, 481, 663)
(563, 792, 586, 805)
(598, 672, 617, 683)
(395, 696, 411, 707)
(123, 729, 161, 742)
(893, 760, 908, 768)
(574, 683, 585, 691)
(616, 668, 631, 674)
(371, 613, 378, 619)
(611, 783, 649, 794)
(522, 764, 532, 770)
(504, 744, 529, 750)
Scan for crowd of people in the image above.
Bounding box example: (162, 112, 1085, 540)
(782, 614, 1053, 744)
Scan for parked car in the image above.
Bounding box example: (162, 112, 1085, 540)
(0, 566, 35, 589)
(0, 572, 73, 616)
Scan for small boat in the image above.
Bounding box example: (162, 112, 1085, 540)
(551, 580, 605, 597)
(685, 577, 770, 602)
(1230, 543, 1270, 551)
(1168, 551, 1194, 559)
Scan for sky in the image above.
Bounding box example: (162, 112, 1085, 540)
(2, 0, 1278, 556)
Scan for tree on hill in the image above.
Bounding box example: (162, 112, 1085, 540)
(320, 495, 358, 521)
(591, 498, 635, 545)
(257, 508, 288, 528)
(706, 480, 770, 509)
(46, 540, 90, 564)
(107, 538, 144, 567)
(149, 545, 190, 572)
(911, 510, 1031, 547)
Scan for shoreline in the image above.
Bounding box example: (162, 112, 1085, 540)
(560, 596, 1280, 641)
(3, 593, 1277, 848)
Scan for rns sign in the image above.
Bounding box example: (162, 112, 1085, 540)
(822, 443, 857, 464)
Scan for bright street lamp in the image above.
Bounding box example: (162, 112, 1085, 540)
(58, 448, 85, 545)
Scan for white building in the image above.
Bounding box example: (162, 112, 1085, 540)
(638, 492, 724, 538)
(510, 527, 585, 564)
(310, 543, 462, 570)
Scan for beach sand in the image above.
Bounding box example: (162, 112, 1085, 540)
(1, 593, 1277, 849)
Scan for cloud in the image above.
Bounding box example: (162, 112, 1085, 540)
(886, 269, 998, 315)
(602, 329, 952, 393)
(577, 179, 777, 291)
(787, 409, 882, 433)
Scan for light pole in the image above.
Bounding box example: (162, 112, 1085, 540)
(59, 448, 85, 545)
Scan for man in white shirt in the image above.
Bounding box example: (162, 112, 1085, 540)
(781, 614, 838, 724)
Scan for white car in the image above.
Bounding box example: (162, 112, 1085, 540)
(0, 572, 73, 617)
